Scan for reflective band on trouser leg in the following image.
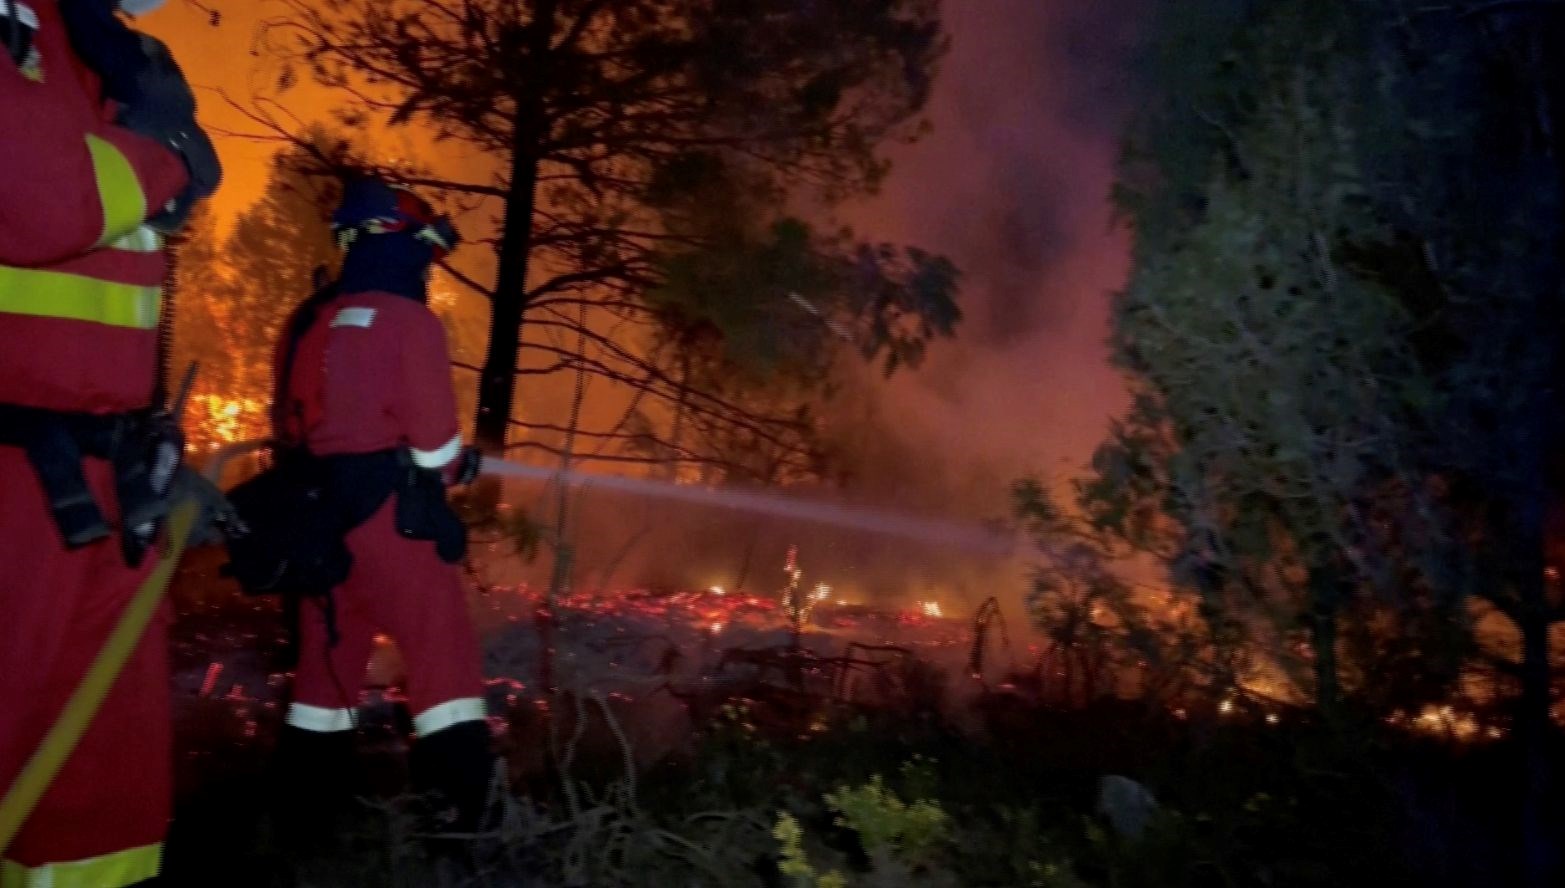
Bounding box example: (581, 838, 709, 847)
(410, 434, 462, 469)
(0, 267, 160, 330)
(285, 703, 356, 733)
(84, 135, 148, 247)
(1, 842, 161, 888)
(413, 697, 486, 737)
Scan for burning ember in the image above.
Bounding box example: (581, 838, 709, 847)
(779, 546, 835, 632)
(920, 600, 944, 618)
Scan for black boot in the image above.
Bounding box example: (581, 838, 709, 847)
(408, 720, 496, 834)
(264, 725, 360, 857)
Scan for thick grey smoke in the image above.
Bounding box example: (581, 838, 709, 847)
(493, 1, 1146, 620)
(831, 0, 1141, 516)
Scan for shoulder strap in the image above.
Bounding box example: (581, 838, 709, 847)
(271, 271, 340, 442)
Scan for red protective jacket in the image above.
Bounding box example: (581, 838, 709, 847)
(0, 0, 188, 414)
(276, 290, 463, 470)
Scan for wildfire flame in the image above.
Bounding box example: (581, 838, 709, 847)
(193, 394, 265, 450)
(780, 547, 832, 629)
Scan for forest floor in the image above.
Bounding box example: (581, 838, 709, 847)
(153, 545, 1558, 887)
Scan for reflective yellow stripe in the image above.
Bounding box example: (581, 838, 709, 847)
(0, 265, 160, 330)
(1, 842, 161, 888)
(84, 134, 148, 247)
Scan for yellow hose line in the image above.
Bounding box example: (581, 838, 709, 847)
(0, 499, 199, 852)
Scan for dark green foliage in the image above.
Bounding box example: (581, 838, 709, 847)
(1089, 0, 1565, 879)
(1099, 0, 1564, 710)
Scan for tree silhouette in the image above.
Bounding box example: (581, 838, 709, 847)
(1101, 1, 1565, 880)
(168, 202, 236, 452)
(244, 0, 960, 473)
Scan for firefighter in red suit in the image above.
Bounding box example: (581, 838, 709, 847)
(0, 1, 218, 885)
(270, 178, 492, 837)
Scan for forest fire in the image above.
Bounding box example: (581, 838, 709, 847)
(192, 394, 263, 450)
(0, 0, 1536, 883)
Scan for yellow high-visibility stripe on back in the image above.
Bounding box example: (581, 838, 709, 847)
(0, 841, 161, 888)
(84, 134, 148, 247)
(0, 265, 160, 329)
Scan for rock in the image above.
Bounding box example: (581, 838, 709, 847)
(1097, 774, 1159, 841)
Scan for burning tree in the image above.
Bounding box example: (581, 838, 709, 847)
(169, 133, 346, 451)
(244, 0, 961, 480)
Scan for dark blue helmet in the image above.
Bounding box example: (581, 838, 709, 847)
(332, 177, 460, 259)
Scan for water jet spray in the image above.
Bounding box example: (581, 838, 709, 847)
(478, 455, 1018, 557)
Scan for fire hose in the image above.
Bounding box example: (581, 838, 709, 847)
(0, 438, 263, 853)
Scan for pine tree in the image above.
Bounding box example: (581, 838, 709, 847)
(257, 0, 960, 464)
(218, 145, 341, 444)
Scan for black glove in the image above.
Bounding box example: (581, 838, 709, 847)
(115, 35, 221, 232)
(60, 5, 220, 233)
(170, 465, 246, 548)
(115, 408, 183, 565)
(143, 124, 220, 233)
(2, 1, 36, 69)
(453, 446, 483, 486)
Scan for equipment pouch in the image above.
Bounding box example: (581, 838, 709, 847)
(222, 450, 352, 599)
(394, 456, 468, 564)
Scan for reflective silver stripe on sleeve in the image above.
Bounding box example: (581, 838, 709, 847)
(410, 433, 462, 469)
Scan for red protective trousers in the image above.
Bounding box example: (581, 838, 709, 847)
(286, 499, 486, 737)
(0, 448, 168, 887)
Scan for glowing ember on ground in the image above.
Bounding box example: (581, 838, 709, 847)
(920, 600, 944, 618)
(1385, 704, 1496, 742)
(779, 547, 835, 630)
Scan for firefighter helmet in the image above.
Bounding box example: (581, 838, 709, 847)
(331, 177, 459, 259)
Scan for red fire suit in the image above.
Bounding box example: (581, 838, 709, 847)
(0, 2, 189, 885)
(275, 290, 486, 740)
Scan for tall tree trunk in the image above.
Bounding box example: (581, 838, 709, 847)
(1308, 569, 1340, 716)
(1518, 563, 1551, 887)
(540, 302, 589, 694)
(474, 0, 558, 454)
(665, 352, 690, 480)
(732, 528, 758, 591)
(1513, 475, 1555, 887)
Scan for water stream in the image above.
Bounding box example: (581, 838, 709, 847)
(479, 456, 1019, 557)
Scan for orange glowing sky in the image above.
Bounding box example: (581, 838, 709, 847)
(146, 0, 1135, 509)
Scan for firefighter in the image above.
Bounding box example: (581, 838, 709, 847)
(268, 177, 492, 838)
(0, 1, 217, 885)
